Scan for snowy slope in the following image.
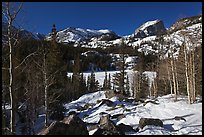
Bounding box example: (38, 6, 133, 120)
(64, 91, 202, 135)
(65, 70, 202, 135)
(11, 70, 201, 135)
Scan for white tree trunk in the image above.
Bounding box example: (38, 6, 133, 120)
(171, 57, 177, 100)
(184, 44, 191, 104)
(192, 50, 196, 102)
(175, 61, 179, 95)
(3, 2, 23, 133)
(43, 53, 48, 127)
(167, 61, 173, 96)
(8, 19, 16, 134)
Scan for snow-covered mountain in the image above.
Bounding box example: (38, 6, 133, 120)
(44, 14, 201, 59)
(2, 22, 45, 44)
(3, 14, 201, 58)
(45, 27, 119, 44)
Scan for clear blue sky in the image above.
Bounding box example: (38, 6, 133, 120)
(19, 2, 202, 36)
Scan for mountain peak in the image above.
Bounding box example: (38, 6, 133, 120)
(134, 20, 166, 38)
(45, 27, 118, 43)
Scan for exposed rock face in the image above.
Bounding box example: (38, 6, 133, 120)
(169, 14, 202, 32)
(93, 114, 124, 135)
(97, 33, 120, 41)
(134, 20, 166, 38)
(37, 114, 88, 135)
(138, 118, 163, 129)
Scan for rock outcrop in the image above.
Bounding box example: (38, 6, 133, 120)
(93, 113, 124, 135)
(134, 20, 166, 38)
(37, 114, 88, 135)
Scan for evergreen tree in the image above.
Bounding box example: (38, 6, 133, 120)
(87, 70, 98, 92)
(80, 73, 87, 95)
(43, 24, 67, 124)
(108, 73, 111, 90)
(112, 39, 128, 96)
(95, 80, 100, 91)
(126, 75, 130, 96)
(103, 71, 108, 90)
(87, 75, 91, 92)
(72, 54, 81, 98)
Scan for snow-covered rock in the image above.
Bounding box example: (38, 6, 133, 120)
(63, 90, 202, 135)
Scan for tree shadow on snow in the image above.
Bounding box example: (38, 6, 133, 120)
(161, 113, 195, 121)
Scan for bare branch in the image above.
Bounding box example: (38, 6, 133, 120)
(12, 3, 23, 20)
(47, 65, 65, 81)
(2, 67, 9, 70)
(14, 51, 38, 70)
(32, 59, 44, 71)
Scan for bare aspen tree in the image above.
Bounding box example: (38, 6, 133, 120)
(183, 42, 191, 103)
(166, 59, 173, 95)
(167, 34, 178, 100)
(2, 2, 23, 134)
(180, 30, 199, 104)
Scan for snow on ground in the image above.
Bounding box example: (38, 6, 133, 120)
(64, 91, 202, 135)
(67, 70, 156, 89)
(10, 70, 201, 135)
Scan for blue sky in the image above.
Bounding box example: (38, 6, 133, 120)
(18, 2, 202, 36)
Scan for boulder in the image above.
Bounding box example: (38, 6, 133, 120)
(98, 99, 114, 107)
(116, 123, 136, 133)
(38, 114, 88, 135)
(93, 128, 122, 135)
(93, 114, 123, 135)
(138, 118, 163, 129)
(174, 116, 186, 122)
